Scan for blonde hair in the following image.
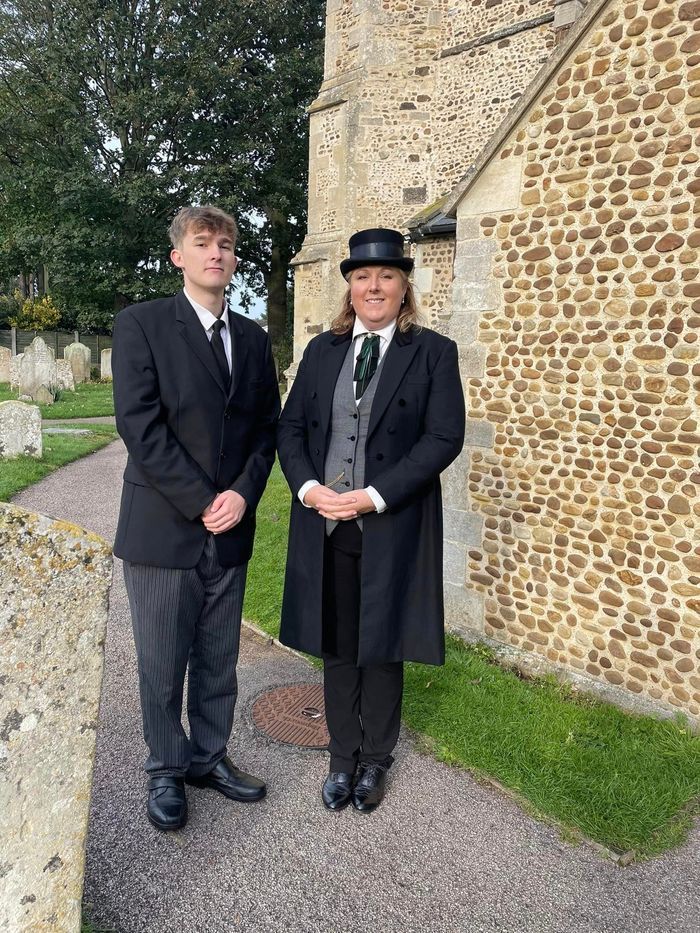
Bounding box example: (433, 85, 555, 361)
(330, 269, 423, 335)
(169, 205, 238, 249)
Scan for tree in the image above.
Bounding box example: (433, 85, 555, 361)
(10, 294, 61, 331)
(0, 0, 324, 346)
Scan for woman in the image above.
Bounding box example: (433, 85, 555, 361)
(277, 228, 465, 813)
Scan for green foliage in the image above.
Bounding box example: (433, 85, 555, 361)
(0, 288, 23, 328)
(9, 294, 61, 331)
(0, 0, 325, 341)
(245, 468, 700, 857)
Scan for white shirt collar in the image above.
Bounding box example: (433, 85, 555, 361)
(184, 288, 230, 332)
(351, 316, 397, 345)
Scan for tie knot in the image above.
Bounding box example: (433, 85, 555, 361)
(213, 319, 225, 334)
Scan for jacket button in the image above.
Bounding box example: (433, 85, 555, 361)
(224, 408, 232, 419)
(311, 391, 317, 399)
(376, 453, 384, 461)
(387, 427, 396, 434)
(398, 399, 406, 407)
(315, 447, 320, 455)
(220, 452, 226, 460)
(312, 420, 319, 427)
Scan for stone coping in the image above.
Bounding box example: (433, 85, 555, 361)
(0, 503, 112, 931)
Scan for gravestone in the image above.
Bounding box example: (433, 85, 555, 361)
(34, 385, 55, 405)
(10, 353, 23, 389)
(0, 503, 112, 931)
(101, 347, 112, 381)
(19, 337, 57, 403)
(0, 346, 10, 383)
(56, 359, 75, 392)
(0, 400, 42, 458)
(64, 342, 91, 384)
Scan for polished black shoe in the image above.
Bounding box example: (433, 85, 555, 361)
(147, 776, 187, 831)
(352, 763, 387, 813)
(185, 756, 266, 802)
(322, 771, 354, 811)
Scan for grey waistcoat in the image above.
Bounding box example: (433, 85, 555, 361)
(324, 338, 386, 535)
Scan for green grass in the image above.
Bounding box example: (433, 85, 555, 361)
(0, 423, 118, 501)
(0, 380, 114, 418)
(244, 467, 700, 857)
(243, 461, 291, 634)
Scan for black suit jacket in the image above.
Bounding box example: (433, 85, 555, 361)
(112, 290, 280, 568)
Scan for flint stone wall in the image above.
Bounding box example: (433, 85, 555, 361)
(0, 504, 112, 931)
(0, 401, 42, 459)
(448, 0, 700, 720)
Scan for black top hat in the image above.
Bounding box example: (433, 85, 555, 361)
(340, 228, 414, 278)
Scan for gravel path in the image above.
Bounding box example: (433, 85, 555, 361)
(14, 440, 700, 933)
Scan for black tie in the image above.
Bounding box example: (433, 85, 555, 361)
(211, 319, 230, 388)
(353, 334, 380, 399)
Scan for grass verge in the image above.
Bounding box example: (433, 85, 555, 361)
(0, 423, 118, 501)
(0, 380, 114, 418)
(244, 466, 700, 858)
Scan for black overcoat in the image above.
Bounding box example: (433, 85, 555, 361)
(277, 324, 465, 666)
(112, 290, 280, 569)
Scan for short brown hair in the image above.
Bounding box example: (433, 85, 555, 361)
(169, 205, 238, 249)
(330, 270, 424, 335)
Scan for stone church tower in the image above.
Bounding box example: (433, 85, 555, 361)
(289, 0, 582, 365)
(290, 0, 700, 723)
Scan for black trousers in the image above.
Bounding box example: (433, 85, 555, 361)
(322, 521, 403, 773)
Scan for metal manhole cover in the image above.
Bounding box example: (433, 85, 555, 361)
(252, 683, 330, 749)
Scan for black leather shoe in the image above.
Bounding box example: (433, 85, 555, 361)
(352, 763, 387, 813)
(322, 772, 354, 811)
(185, 756, 266, 802)
(147, 776, 187, 831)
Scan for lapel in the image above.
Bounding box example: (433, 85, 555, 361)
(228, 310, 249, 400)
(174, 290, 227, 395)
(319, 331, 353, 438)
(367, 327, 419, 440)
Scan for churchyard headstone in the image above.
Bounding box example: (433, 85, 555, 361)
(0, 502, 112, 931)
(56, 359, 75, 392)
(0, 400, 42, 458)
(9, 353, 23, 389)
(64, 342, 91, 384)
(0, 346, 10, 383)
(101, 347, 112, 381)
(19, 337, 57, 403)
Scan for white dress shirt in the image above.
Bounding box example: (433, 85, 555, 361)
(184, 288, 233, 374)
(298, 318, 397, 514)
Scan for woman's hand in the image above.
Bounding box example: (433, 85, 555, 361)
(334, 489, 376, 516)
(303, 486, 377, 520)
(304, 484, 359, 520)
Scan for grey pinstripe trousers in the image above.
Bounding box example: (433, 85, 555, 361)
(123, 534, 247, 777)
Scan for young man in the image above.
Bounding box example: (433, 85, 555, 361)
(112, 205, 280, 831)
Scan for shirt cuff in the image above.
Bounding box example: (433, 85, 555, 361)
(298, 479, 320, 507)
(365, 485, 387, 514)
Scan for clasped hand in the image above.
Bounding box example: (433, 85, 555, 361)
(202, 490, 247, 533)
(303, 485, 375, 520)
